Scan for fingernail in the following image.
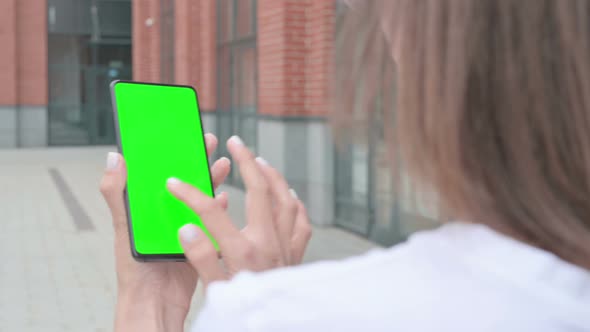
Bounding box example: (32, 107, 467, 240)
(206, 132, 218, 142)
(179, 224, 200, 244)
(255, 157, 269, 166)
(289, 188, 298, 199)
(220, 157, 231, 165)
(106, 152, 119, 170)
(229, 135, 244, 146)
(167, 177, 182, 186)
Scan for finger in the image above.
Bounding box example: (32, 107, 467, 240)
(99, 152, 128, 233)
(179, 224, 226, 288)
(216, 191, 229, 210)
(167, 178, 241, 245)
(204, 133, 218, 158)
(226, 136, 274, 230)
(226, 136, 281, 261)
(290, 201, 312, 265)
(210, 157, 231, 189)
(99, 152, 133, 265)
(255, 158, 298, 264)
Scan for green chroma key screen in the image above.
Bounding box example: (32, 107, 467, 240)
(111, 81, 215, 258)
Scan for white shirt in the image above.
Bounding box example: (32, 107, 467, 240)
(192, 222, 590, 331)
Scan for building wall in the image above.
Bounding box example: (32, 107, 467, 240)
(0, 0, 48, 148)
(133, 0, 161, 83)
(0, 0, 18, 106)
(134, 0, 217, 111)
(132, 0, 334, 121)
(131, 0, 336, 225)
(133, 0, 334, 116)
(17, 0, 48, 106)
(306, 0, 334, 117)
(0, 0, 18, 147)
(256, 0, 335, 225)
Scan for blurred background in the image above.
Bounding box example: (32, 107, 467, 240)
(0, 0, 439, 330)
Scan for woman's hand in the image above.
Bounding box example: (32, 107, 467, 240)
(167, 136, 312, 288)
(100, 133, 231, 332)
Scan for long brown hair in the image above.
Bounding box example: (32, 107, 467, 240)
(336, 0, 590, 269)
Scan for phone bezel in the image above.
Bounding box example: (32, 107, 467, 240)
(109, 80, 215, 262)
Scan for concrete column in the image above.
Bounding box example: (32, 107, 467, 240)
(256, 0, 336, 225)
(0, 107, 17, 148)
(201, 112, 216, 134)
(257, 117, 334, 226)
(305, 121, 334, 226)
(257, 0, 334, 117)
(18, 106, 48, 147)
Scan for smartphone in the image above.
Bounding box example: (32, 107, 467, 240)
(110, 80, 215, 261)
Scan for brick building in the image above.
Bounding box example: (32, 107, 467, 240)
(0, 0, 438, 245)
(0, 0, 48, 147)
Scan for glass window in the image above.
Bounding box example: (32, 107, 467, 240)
(48, 0, 132, 145)
(216, 0, 258, 185)
(334, 2, 440, 246)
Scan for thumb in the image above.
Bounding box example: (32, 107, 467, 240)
(179, 224, 226, 287)
(99, 152, 128, 231)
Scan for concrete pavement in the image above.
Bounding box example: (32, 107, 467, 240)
(0, 147, 377, 331)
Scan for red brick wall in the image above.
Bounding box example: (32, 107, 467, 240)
(258, 0, 296, 116)
(284, 0, 307, 115)
(132, 0, 335, 116)
(133, 0, 161, 82)
(17, 0, 48, 105)
(0, 0, 47, 106)
(305, 0, 334, 116)
(196, 0, 217, 111)
(134, 0, 216, 111)
(258, 0, 335, 116)
(0, 0, 17, 105)
(174, 0, 200, 88)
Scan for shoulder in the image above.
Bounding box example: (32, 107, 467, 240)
(207, 226, 455, 305)
(192, 223, 590, 331)
(192, 227, 453, 332)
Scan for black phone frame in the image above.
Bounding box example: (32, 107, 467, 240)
(109, 80, 215, 262)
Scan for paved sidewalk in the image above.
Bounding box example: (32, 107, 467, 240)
(0, 147, 377, 332)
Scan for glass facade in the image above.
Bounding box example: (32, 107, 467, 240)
(216, 0, 258, 184)
(333, 106, 441, 246)
(47, 0, 132, 145)
(44, 0, 439, 246)
(333, 3, 440, 246)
